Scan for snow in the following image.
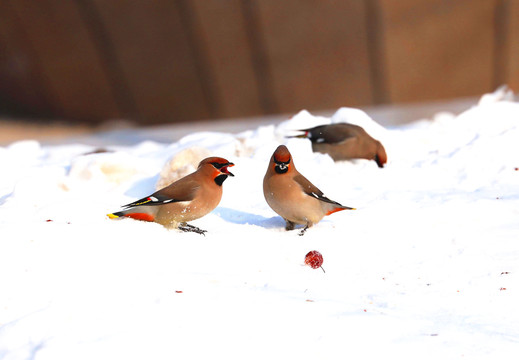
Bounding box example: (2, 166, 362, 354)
(1, 89, 519, 359)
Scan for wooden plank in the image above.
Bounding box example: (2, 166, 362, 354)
(254, 0, 374, 114)
(0, 1, 54, 117)
(7, 0, 122, 122)
(380, 0, 495, 102)
(492, 0, 508, 88)
(91, 1, 211, 124)
(365, 0, 390, 104)
(190, 0, 263, 118)
(506, 0, 519, 90)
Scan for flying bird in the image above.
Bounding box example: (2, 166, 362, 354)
(263, 145, 354, 235)
(107, 157, 234, 235)
(290, 123, 387, 167)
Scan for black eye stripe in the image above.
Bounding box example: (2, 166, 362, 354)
(211, 162, 231, 169)
(274, 158, 290, 165)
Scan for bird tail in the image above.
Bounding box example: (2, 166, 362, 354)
(107, 209, 155, 222)
(326, 205, 356, 216)
(107, 210, 128, 219)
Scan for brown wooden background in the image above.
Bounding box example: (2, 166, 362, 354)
(0, 0, 518, 125)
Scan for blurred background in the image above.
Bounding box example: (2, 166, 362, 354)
(0, 0, 518, 142)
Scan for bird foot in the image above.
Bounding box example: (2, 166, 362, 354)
(298, 225, 309, 236)
(178, 223, 207, 236)
(285, 219, 295, 231)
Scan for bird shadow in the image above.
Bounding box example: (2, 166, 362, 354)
(214, 207, 285, 229)
(0, 191, 12, 206)
(123, 175, 159, 199)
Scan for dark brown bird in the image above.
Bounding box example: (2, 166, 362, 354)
(290, 123, 387, 167)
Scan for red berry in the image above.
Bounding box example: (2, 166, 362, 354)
(304, 250, 324, 270)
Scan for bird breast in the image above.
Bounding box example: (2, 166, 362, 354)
(263, 175, 325, 225)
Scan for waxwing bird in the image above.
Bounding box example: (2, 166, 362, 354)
(107, 157, 234, 235)
(290, 123, 387, 167)
(263, 145, 354, 235)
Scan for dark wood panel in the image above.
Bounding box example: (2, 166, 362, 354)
(254, 0, 374, 114)
(1, 1, 516, 124)
(7, 0, 121, 121)
(91, 0, 211, 124)
(365, 0, 390, 104)
(191, 0, 263, 118)
(380, 0, 495, 102)
(0, 1, 54, 117)
(507, 0, 519, 90)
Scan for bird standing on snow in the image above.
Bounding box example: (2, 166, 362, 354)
(263, 145, 354, 235)
(107, 157, 234, 235)
(290, 123, 387, 167)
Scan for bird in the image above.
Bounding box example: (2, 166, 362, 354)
(263, 145, 355, 235)
(107, 157, 234, 235)
(289, 123, 387, 167)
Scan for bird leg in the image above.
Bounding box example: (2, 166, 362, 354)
(298, 225, 309, 236)
(284, 219, 295, 231)
(178, 223, 207, 236)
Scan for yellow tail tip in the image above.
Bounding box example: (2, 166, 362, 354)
(107, 213, 119, 219)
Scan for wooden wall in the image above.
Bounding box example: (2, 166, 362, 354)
(0, 0, 518, 125)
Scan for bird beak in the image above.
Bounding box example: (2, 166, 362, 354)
(285, 130, 308, 139)
(221, 162, 235, 176)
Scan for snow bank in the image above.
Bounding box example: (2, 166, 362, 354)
(1, 90, 518, 359)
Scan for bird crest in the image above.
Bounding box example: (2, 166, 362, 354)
(273, 145, 291, 163)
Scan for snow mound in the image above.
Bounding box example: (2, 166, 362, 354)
(155, 147, 212, 189)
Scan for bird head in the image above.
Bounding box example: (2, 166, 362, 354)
(286, 125, 330, 144)
(272, 145, 292, 175)
(199, 157, 235, 186)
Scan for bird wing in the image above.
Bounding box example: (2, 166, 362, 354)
(293, 174, 344, 207)
(306, 124, 359, 144)
(122, 178, 199, 208)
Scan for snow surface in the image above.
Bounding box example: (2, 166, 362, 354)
(1, 90, 519, 359)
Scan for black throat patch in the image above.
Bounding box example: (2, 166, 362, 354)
(274, 157, 290, 174)
(275, 163, 289, 174)
(214, 174, 228, 186)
